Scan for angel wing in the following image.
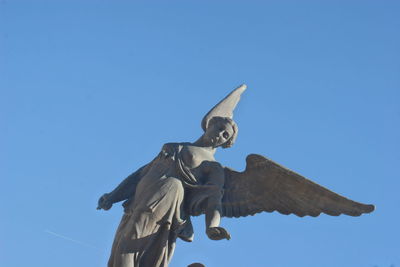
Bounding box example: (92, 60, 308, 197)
(222, 154, 375, 218)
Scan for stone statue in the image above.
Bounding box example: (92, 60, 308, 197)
(97, 85, 374, 267)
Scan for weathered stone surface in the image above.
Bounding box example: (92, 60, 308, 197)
(98, 84, 374, 267)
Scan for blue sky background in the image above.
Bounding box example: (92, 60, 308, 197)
(1, 1, 399, 267)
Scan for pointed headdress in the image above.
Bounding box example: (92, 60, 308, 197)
(201, 84, 247, 131)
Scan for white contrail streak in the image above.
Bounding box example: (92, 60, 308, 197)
(44, 229, 102, 252)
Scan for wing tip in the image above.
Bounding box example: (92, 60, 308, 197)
(364, 204, 375, 213)
(345, 203, 375, 217)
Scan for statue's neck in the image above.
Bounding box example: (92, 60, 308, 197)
(192, 135, 217, 154)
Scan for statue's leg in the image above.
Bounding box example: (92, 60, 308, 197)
(138, 176, 184, 267)
(108, 213, 132, 267)
(108, 176, 184, 267)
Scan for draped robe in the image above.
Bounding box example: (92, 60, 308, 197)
(108, 143, 223, 267)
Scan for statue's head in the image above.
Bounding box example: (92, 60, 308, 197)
(204, 116, 238, 148)
(200, 84, 245, 148)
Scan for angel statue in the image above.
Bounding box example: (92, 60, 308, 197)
(97, 85, 374, 267)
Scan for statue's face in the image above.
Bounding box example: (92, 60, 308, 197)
(204, 119, 234, 148)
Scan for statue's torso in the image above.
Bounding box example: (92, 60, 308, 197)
(136, 143, 223, 196)
(181, 144, 215, 167)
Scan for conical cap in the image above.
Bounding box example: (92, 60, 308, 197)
(201, 84, 247, 131)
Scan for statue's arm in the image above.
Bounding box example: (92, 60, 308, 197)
(109, 164, 149, 202)
(200, 161, 231, 240)
(97, 164, 150, 210)
(97, 143, 174, 210)
(202, 161, 225, 187)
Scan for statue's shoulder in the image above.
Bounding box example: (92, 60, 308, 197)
(161, 142, 191, 155)
(162, 142, 190, 149)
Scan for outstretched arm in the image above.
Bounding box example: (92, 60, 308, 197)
(97, 144, 174, 210)
(97, 164, 150, 210)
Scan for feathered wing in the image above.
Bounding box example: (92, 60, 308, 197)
(222, 154, 375, 218)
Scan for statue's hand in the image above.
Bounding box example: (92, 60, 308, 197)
(97, 193, 113, 210)
(206, 227, 231, 241)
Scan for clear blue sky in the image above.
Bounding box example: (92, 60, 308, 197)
(1, 1, 399, 267)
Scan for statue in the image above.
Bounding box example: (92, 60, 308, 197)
(97, 85, 374, 267)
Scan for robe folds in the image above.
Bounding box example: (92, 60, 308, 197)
(108, 143, 223, 267)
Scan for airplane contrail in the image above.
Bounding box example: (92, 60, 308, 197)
(44, 229, 103, 252)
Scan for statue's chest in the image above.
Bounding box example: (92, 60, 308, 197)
(181, 146, 214, 169)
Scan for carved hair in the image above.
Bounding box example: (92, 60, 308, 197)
(208, 116, 238, 148)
